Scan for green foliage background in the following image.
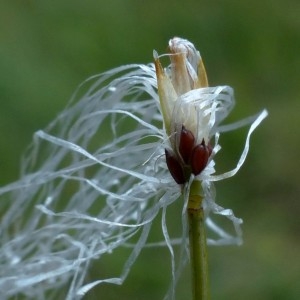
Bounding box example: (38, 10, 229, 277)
(0, 0, 299, 299)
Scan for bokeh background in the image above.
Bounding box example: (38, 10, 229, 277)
(0, 0, 299, 299)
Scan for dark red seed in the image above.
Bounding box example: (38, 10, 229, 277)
(165, 149, 186, 184)
(179, 126, 195, 164)
(190, 144, 209, 176)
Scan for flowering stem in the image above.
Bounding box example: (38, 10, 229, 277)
(188, 180, 210, 300)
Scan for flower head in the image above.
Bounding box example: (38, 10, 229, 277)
(0, 37, 267, 299)
(154, 37, 235, 184)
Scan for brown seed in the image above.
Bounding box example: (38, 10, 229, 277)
(190, 144, 209, 176)
(179, 125, 195, 164)
(165, 149, 186, 184)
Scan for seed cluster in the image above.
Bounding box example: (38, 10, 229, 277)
(165, 125, 212, 184)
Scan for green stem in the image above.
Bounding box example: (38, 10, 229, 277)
(188, 181, 210, 300)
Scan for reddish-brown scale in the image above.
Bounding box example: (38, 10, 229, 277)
(165, 149, 186, 184)
(201, 139, 213, 156)
(179, 125, 195, 164)
(190, 144, 209, 176)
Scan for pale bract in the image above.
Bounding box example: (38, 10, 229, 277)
(0, 38, 267, 299)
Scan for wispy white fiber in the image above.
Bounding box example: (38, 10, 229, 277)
(0, 54, 267, 298)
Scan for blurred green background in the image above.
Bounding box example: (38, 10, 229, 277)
(0, 0, 299, 299)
